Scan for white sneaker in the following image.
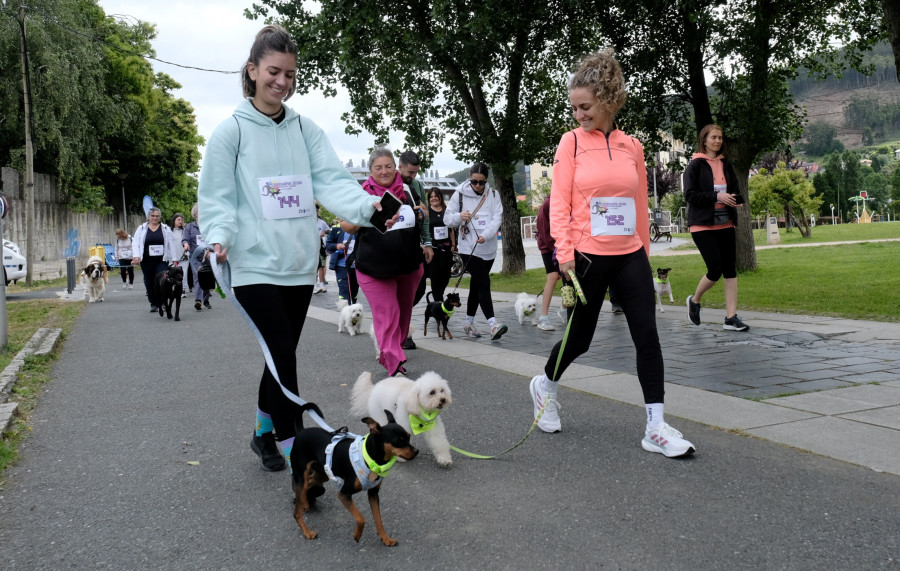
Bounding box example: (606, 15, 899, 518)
(537, 318, 555, 331)
(463, 324, 482, 338)
(557, 308, 568, 324)
(529, 375, 561, 433)
(642, 423, 695, 458)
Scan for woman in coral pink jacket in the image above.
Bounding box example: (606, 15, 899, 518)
(527, 49, 695, 459)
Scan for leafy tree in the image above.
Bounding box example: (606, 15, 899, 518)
(749, 162, 823, 237)
(861, 171, 890, 210)
(646, 164, 680, 206)
(248, 0, 601, 274)
(804, 122, 844, 156)
(883, 0, 900, 81)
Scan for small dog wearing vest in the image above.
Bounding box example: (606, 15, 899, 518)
(338, 302, 365, 336)
(423, 291, 461, 340)
(653, 267, 674, 313)
(291, 402, 418, 545)
(81, 255, 108, 303)
(350, 370, 453, 467)
(514, 291, 539, 325)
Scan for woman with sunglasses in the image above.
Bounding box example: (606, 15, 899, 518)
(444, 163, 507, 340)
(526, 49, 695, 458)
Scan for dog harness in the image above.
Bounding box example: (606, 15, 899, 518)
(441, 303, 455, 317)
(654, 277, 669, 285)
(409, 408, 441, 435)
(324, 433, 395, 491)
(523, 307, 535, 316)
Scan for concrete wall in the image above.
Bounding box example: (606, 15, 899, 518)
(1, 167, 146, 279)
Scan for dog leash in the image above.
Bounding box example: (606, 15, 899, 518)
(210, 254, 337, 433)
(448, 270, 586, 460)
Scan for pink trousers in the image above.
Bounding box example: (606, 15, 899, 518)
(356, 264, 424, 375)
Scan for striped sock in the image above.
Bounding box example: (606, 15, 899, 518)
(279, 437, 294, 472)
(255, 409, 274, 437)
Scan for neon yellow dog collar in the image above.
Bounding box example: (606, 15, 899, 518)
(441, 303, 455, 317)
(361, 434, 397, 477)
(409, 409, 440, 435)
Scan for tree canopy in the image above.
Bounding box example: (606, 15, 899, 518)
(749, 162, 822, 237)
(0, 0, 202, 216)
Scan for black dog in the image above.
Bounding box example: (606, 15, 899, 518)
(291, 404, 418, 546)
(424, 291, 462, 340)
(153, 264, 183, 321)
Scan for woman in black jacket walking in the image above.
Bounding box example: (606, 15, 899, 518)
(684, 124, 749, 331)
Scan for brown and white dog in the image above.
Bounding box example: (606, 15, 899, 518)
(81, 255, 108, 303)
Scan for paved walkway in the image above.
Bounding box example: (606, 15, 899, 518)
(312, 238, 900, 477)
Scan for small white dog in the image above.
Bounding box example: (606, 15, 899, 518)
(338, 303, 365, 335)
(514, 292, 538, 325)
(81, 255, 108, 303)
(654, 267, 674, 312)
(350, 370, 453, 467)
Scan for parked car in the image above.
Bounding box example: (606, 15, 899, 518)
(3, 239, 27, 285)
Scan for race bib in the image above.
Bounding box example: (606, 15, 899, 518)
(195, 234, 206, 248)
(590, 197, 636, 236)
(434, 226, 449, 240)
(257, 174, 314, 220)
(474, 212, 490, 229)
(714, 184, 728, 194)
(148, 244, 165, 256)
(388, 205, 416, 231)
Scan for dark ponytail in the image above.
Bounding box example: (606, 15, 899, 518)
(241, 25, 298, 101)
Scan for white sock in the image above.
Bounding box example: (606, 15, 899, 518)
(539, 314, 549, 319)
(488, 317, 497, 327)
(466, 315, 474, 326)
(646, 403, 664, 431)
(539, 374, 557, 395)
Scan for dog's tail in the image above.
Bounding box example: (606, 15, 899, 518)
(293, 402, 324, 433)
(349, 371, 375, 417)
(426, 291, 434, 304)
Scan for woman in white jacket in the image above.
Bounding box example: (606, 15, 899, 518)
(132, 207, 181, 311)
(444, 162, 507, 340)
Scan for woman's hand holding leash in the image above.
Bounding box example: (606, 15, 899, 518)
(213, 243, 228, 263)
(558, 259, 575, 279)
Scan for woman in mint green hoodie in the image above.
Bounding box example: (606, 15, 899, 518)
(198, 25, 386, 473)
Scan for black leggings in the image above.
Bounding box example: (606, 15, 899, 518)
(460, 254, 495, 319)
(414, 247, 453, 304)
(691, 227, 736, 281)
(234, 284, 313, 444)
(118, 259, 134, 284)
(543, 248, 665, 404)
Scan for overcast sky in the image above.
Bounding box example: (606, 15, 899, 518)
(97, 0, 468, 176)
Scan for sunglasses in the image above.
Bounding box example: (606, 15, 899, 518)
(469, 179, 487, 186)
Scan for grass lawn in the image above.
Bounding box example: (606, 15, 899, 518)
(0, 297, 83, 480)
(668, 220, 900, 250)
(486, 240, 900, 322)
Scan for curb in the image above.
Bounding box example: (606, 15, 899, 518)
(0, 327, 62, 434)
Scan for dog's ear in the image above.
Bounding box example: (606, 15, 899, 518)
(363, 416, 382, 433)
(384, 409, 397, 425)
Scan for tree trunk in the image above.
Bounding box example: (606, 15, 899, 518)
(494, 174, 526, 274)
(885, 0, 900, 83)
(727, 142, 758, 272)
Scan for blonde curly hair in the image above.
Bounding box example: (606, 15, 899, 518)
(568, 48, 627, 116)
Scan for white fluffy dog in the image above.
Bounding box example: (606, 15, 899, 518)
(351, 370, 453, 467)
(81, 255, 108, 303)
(338, 302, 365, 335)
(514, 292, 538, 325)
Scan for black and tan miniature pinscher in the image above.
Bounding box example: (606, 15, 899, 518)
(291, 403, 418, 546)
(423, 291, 462, 340)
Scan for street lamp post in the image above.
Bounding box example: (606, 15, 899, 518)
(118, 173, 128, 230)
(830, 204, 835, 225)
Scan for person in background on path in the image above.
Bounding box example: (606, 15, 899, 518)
(131, 207, 180, 312)
(347, 146, 430, 376)
(684, 124, 749, 332)
(182, 203, 212, 311)
(114, 229, 134, 289)
(325, 218, 360, 304)
(399, 150, 431, 351)
(314, 204, 330, 293)
(535, 194, 558, 331)
(527, 49, 695, 459)
(444, 162, 507, 341)
(198, 25, 389, 474)
(170, 213, 190, 297)
(423, 187, 454, 302)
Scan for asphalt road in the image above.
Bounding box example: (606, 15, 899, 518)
(1, 286, 898, 569)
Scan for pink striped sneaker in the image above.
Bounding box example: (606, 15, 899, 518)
(642, 423, 695, 458)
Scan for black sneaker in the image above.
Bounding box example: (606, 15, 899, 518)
(686, 295, 701, 325)
(723, 314, 750, 331)
(150, 305, 158, 313)
(611, 304, 624, 314)
(250, 432, 286, 471)
(401, 336, 417, 350)
(203, 301, 212, 310)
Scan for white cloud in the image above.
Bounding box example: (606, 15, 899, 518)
(98, 0, 467, 175)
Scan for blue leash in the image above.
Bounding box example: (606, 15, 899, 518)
(210, 253, 337, 433)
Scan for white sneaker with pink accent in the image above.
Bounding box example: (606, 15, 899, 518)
(642, 423, 695, 458)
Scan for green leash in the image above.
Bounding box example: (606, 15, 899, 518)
(449, 270, 585, 460)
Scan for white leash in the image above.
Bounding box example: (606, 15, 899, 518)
(209, 252, 336, 433)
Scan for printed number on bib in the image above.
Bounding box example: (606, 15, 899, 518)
(195, 235, 206, 248)
(714, 184, 728, 194)
(389, 205, 416, 231)
(590, 197, 636, 236)
(433, 226, 449, 240)
(475, 212, 490, 229)
(257, 174, 314, 220)
(148, 245, 165, 256)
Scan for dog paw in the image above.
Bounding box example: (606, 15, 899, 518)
(380, 535, 398, 547)
(303, 530, 318, 540)
(436, 456, 453, 467)
(175, 317, 180, 321)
